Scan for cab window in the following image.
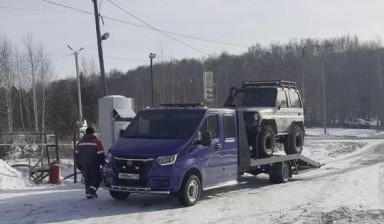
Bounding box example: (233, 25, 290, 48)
(200, 115, 219, 139)
(224, 115, 235, 139)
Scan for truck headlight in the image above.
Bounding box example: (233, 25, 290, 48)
(157, 154, 178, 166)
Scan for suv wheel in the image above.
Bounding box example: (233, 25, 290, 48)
(257, 125, 275, 157)
(284, 125, 304, 154)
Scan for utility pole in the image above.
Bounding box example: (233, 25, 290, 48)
(92, 0, 108, 96)
(67, 46, 84, 122)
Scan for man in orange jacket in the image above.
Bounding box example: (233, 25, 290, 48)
(75, 127, 106, 199)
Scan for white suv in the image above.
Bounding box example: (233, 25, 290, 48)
(224, 80, 305, 158)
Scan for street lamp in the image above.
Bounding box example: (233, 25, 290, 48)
(67, 45, 84, 123)
(149, 53, 156, 108)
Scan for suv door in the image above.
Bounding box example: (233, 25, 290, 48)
(286, 90, 304, 129)
(276, 89, 290, 133)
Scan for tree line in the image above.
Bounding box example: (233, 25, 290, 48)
(1, 35, 383, 135)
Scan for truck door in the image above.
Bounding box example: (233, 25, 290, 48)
(199, 113, 223, 187)
(219, 113, 238, 182)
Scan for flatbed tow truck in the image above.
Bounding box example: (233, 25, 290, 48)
(103, 81, 320, 206)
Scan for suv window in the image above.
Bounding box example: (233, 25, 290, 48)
(288, 91, 302, 108)
(200, 115, 219, 139)
(276, 90, 288, 108)
(230, 88, 277, 107)
(224, 115, 235, 139)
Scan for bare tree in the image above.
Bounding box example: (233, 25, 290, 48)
(37, 46, 55, 133)
(22, 35, 39, 132)
(0, 35, 14, 132)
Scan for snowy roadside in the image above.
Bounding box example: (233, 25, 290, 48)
(1, 128, 384, 223)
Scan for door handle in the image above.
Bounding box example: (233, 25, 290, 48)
(215, 143, 222, 150)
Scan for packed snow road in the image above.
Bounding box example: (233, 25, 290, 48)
(1, 135, 384, 223)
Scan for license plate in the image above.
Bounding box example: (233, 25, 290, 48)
(118, 173, 139, 180)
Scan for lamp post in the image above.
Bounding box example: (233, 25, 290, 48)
(149, 53, 156, 108)
(67, 45, 84, 123)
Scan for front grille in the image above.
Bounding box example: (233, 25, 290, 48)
(113, 158, 153, 187)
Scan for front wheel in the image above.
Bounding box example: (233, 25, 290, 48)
(178, 174, 201, 206)
(258, 125, 275, 157)
(109, 190, 130, 200)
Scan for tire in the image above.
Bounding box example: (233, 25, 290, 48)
(269, 162, 290, 184)
(109, 190, 130, 200)
(178, 174, 201, 206)
(257, 125, 275, 157)
(284, 125, 304, 155)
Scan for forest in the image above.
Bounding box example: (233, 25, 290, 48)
(0, 34, 383, 135)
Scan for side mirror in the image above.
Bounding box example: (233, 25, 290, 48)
(201, 131, 212, 146)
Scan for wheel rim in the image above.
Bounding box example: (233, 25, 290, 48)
(187, 180, 199, 202)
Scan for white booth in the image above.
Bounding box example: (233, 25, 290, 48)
(98, 95, 135, 152)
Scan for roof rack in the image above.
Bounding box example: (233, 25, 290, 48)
(160, 102, 206, 108)
(242, 80, 297, 90)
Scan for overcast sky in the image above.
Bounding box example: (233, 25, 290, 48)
(1, 0, 384, 79)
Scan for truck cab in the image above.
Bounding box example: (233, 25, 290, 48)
(103, 106, 239, 206)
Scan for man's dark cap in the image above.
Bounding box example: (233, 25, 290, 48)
(86, 127, 95, 135)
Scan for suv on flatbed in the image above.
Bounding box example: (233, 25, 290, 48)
(224, 80, 305, 158)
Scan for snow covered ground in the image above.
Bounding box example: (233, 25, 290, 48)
(1, 128, 384, 223)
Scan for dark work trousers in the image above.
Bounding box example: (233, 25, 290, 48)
(82, 163, 102, 194)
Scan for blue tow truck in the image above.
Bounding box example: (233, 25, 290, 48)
(103, 81, 320, 206)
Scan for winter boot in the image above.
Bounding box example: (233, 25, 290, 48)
(89, 186, 98, 198)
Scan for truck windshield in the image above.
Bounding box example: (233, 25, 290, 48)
(122, 110, 205, 139)
(229, 88, 277, 107)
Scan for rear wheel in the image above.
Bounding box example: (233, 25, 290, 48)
(258, 125, 275, 157)
(269, 162, 290, 184)
(109, 191, 130, 200)
(178, 174, 201, 206)
(284, 125, 304, 154)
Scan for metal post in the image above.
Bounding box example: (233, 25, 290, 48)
(73, 133, 77, 183)
(150, 57, 153, 107)
(378, 52, 383, 130)
(92, 0, 108, 96)
(301, 48, 306, 103)
(74, 52, 83, 121)
(55, 133, 59, 161)
(321, 51, 327, 134)
(149, 53, 156, 108)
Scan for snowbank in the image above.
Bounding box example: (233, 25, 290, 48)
(0, 159, 31, 190)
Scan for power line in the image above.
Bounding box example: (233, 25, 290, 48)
(106, 0, 208, 55)
(37, 0, 247, 49)
(82, 53, 147, 62)
(0, 6, 83, 14)
(40, 0, 93, 15)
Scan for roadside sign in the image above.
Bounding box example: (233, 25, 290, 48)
(203, 71, 214, 102)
